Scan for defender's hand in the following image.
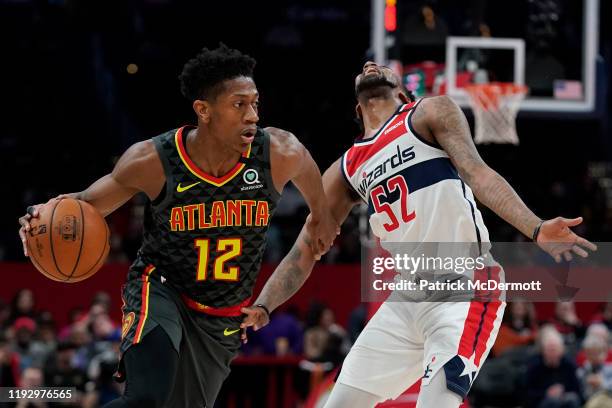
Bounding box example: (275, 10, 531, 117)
(305, 211, 340, 260)
(536, 217, 597, 263)
(240, 306, 270, 344)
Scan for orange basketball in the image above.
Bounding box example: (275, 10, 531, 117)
(26, 198, 110, 283)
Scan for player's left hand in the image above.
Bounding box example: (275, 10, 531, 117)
(536, 217, 597, 262)
(305, 210, 340, 260)
(239, 306, 270, 344)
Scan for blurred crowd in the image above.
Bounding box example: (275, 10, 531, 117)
(0, 289, 122, 407)
(2, 286, 612, 407)
(472, 300, 612, 408)
(0, 285, 361, 407)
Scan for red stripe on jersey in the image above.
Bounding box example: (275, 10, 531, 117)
(474, 300, 502, 366)
(345, 103, 415, 177)
(458, 266, 504, 365)
(180, 294, 252, 317)
(457, 300, 486, 358)
(474, 266, 503, 365)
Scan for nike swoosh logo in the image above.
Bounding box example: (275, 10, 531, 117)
(176, 181, 201, 193)
(224, 328, 240, 336)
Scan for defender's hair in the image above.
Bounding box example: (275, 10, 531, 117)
(179, 43, 256, 101)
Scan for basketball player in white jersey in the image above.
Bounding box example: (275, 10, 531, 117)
(241, 61, 596, 407)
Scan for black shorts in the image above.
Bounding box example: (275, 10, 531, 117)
(119, 270, 243, 407)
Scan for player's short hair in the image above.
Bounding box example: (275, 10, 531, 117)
(179, 43, 256, 102)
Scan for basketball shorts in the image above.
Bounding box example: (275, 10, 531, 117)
(336, 299, 505, 401)
(118, 267, 243, 407)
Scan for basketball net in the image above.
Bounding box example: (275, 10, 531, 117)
(465, 82, 528, 145)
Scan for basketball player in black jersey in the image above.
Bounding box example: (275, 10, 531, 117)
(18, 44, 339, 407)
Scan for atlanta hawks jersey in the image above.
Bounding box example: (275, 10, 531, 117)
(341, 100, 489, 244)
(128, 126, 280, 308)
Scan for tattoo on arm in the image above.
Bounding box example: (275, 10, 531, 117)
(256, 236, 313, 311)
(429, 96, 540, 238)
(427, 96, 485, 185)
(471, 170, 541, 238)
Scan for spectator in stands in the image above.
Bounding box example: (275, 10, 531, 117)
(70, 323, 92, 372)
(9, 289, 37, 325)
(0, 331, 20, 388)
(525, 326, 582, 408)
(43, 341, 87, 407)
(576, 324, 612, 367)
(82, 340, 122, 408)
(304, 304, 349, 365)
(15, 367, 47, 408)
(91, 313, 120, 343)
(590, 301, 612, 332)
(78, 312, 121, 374)
(347, 304, 367, 345)
(58, 307, 84, 341)
(36, 312, 57, 359)
(577, 335, 612, 403)
(494, 299, 538, 355)
(551, 301, 586, 349)
(11, 317, 49, 371)
(0, 299, 10, 332)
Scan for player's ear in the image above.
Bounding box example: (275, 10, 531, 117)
(355, 103, 362, 121)
(193, 100, 212, 124)
(398, 91, 410, 104)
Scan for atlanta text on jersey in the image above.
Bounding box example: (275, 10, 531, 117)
(169, 200, 270, 231)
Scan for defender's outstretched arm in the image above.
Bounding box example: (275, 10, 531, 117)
(413, 95, 596, 261)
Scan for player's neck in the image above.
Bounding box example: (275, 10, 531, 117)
(186, 127, 242, 177)
(360, 97, 403, 139)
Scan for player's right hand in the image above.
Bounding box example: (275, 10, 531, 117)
(18, 204, 43, 257)
(18, 195, 71, 256)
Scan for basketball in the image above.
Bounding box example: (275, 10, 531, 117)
(26, 198, 110, 283)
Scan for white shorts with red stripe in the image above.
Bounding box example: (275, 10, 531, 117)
(336, 299, 505, 401)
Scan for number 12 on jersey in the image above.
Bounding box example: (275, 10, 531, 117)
(194, 238, 242, 281)
(370, 175, 415, 232)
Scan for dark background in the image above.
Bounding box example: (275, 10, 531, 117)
(1, 0, 611, 259)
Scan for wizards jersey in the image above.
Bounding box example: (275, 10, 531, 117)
(129, 126, 280, 308)
(341, 100, 489, 244)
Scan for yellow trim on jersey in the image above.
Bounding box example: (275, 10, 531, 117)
(133, 266, 156, 344)
(174, 127, 252, 187)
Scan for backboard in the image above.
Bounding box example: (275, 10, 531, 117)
(372, 0, 600, 114)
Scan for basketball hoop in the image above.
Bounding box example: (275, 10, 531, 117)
(464, 82, 528, 145)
